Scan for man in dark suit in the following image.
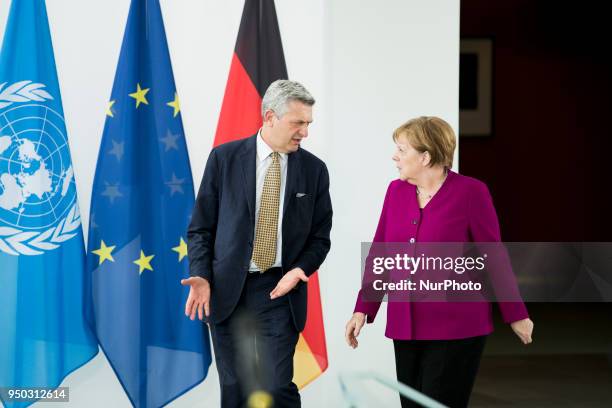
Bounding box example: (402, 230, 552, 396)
(182, 80, 332, 408)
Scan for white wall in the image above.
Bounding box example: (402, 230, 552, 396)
(0, 0, 459, 406)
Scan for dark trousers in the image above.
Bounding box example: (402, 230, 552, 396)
(393, 335, 487, 408)
(210, 268, 300, 408)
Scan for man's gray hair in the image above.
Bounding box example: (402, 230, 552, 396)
(261, 80, 315, 118)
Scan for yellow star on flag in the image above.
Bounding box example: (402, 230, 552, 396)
(106, 100, 115, 117)
(172, 237, 188, 262)
(166, 93, 180, 117)
(92, 240, 116, 265)
(129, 83, 150, 108)
(134, 250, 154, 274)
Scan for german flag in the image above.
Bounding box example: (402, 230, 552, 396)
(214, 0, 328, 389)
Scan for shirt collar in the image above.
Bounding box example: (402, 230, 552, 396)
(257, 128, 287, 162)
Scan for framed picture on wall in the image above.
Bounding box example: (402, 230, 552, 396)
(459, 37, 493, 137)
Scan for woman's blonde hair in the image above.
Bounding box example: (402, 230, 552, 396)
(392, 116, 456, 168)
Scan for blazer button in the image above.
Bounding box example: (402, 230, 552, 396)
(412, 219, 418, 225)
(409, 238, 415, 244)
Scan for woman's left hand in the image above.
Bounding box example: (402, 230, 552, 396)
(510, 318, 534, 344)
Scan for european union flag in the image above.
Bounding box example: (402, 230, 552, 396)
(86, 0, 212, 406)
(0, 1, 98, 407)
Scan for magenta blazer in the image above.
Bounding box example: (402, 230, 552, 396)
(354, 170, 529, 340)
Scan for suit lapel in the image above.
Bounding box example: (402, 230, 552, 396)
(283, 149, 300, 217)
(239, 135, 257, 223)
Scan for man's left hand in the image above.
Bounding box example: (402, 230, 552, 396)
(270, 267, 309, 299)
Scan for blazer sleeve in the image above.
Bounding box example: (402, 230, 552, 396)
(293, 162, 333, 276)
(468, 181, 529, 323)
(353, 182, 392, 323)
(187, 148, 220, 282)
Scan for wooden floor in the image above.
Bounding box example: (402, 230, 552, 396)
(471, 354, 612, 407)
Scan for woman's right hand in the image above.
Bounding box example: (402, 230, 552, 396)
(345, 312, 366, 349)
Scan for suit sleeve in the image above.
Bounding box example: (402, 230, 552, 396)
(187, 148, 220, 283)
(468, 181, 529, 323)
(353, 183, 392, 323)
(293, 162, 333, 277)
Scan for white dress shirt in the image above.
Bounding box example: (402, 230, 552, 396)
(249, 130, 287, 271)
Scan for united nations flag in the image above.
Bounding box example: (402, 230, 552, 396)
(86, 0, 212, 407)
(0, 1, 98, 407)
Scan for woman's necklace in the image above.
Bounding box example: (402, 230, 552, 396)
(415, 187, 432, 199)
(416, 172, 448, 200)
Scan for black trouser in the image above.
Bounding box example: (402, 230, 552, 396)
(210, 268, 300, 408)
(393, 335, 487, 408)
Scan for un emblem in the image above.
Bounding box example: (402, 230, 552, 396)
(0, 81, 81, 256)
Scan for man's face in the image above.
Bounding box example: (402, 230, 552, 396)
(264, 101, 313, 153)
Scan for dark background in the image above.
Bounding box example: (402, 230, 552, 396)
(460, 1, 612, 404)
(460, 0, 612, 242)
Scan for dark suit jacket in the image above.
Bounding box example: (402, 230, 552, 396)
(187, 134, 332, 331)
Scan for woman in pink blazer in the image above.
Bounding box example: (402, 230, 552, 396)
(345, 116, 534, 408)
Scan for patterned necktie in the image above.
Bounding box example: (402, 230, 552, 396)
(252, 152, 281, 272)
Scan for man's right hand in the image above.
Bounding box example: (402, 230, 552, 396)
(181, 276, 211, 321)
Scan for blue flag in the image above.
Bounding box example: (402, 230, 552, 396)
(86, 0, 212, 406)
(0, 1, 98, 407)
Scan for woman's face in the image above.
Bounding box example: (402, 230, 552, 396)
(392, 137, 427, 181)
